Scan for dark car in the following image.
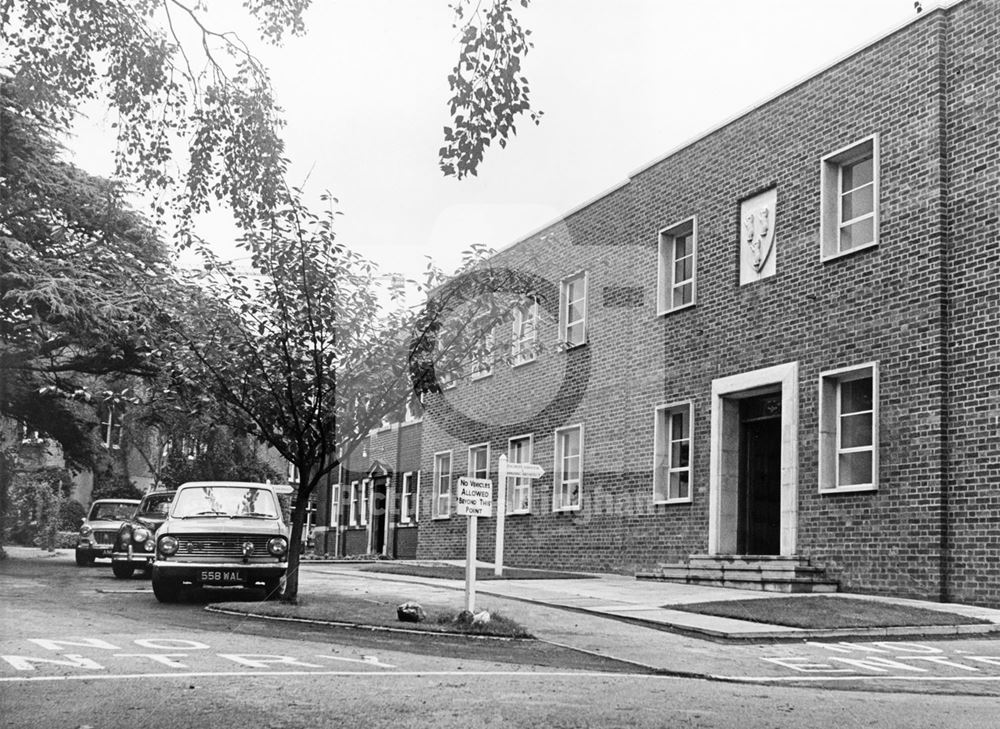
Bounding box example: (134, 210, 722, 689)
(110, 490, 177, 579)
(151, 481, 291, 602)
(75, 499, 141, 566)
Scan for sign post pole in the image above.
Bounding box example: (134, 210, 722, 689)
(465, 513, 477, 613)
(455, 476, 493, 613)
(495, 455, 507, 577)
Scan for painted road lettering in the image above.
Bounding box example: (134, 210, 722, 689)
(762, 640, 1000, 677)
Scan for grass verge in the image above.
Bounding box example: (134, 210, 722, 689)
(360, 562, 592, 581)
(212, 593, 532, 638)
(667, 595, 991, 629)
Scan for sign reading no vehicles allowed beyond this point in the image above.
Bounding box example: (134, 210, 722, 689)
(456, 477, 493, 517)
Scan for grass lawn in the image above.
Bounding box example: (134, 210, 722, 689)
(360, 562, 593, 581)
(212, 593, 532, 638)
(667, 595, 991, 630)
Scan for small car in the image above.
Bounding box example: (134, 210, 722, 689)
(110, 490, 177, 579)
(151, 481, 291, 603)
(75, 498, 141, 566)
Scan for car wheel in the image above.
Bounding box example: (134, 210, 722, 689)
(75, 549, 93, 567)
(152, 573, 181, 603)
(112, 563, 135, 580)
(262, 578, 282, 600)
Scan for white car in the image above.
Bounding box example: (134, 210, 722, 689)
(151, 482, 291, 602)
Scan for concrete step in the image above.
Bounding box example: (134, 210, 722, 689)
(637, 555, 839, 594)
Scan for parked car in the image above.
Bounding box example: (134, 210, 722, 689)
(75, 499, 141, 566)
(151, 481, 291, 603)
(110, 490, 177, 579)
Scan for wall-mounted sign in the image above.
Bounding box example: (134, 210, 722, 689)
(740, 187, 778, 285)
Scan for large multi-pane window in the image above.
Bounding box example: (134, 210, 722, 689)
(653, 402, 693, 503)
(819, 363, 878, 492)
(507, 435, 533, 513)
(468, 444, 490, 480)
(400, 471, 419, 524)
(821, 136, 879, 259)
(432, 451, 452, 518)
(511, 300, 538, 365)
(657, 218, 696, 314)
(559, 272, 588, 347)
(553, 425, 583, 511)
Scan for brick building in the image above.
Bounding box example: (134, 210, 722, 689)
(411, 0, 1000, 606)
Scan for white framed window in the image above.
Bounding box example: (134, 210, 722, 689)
(653, 401, 693, 503)
(468, 443, 490, 480)
(360, 479, 370, 525)
(821, 135, 879, 260)
(400, 471, 419, 524)
(657, 217, 697, 314)
(102, 408, 123, 450)
(287, 462, 300, 485)
(507, 435, 533, 513)
(349, 480, 361, 526)
(559, 272, 588, 348)
(553, 425, 583, 511)
(469, 328, 496, 380)
(404, 394, 424, 422)
(330, 484, 341, 528)
(819, 363, 878, 493)
(511, 299, 538, 366)
(432, 451, 452, 518)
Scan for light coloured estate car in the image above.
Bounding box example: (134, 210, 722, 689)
(76, 499, 140, 566)
(151, 481, 291, 603)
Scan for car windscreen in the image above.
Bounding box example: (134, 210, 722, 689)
(138, 493, 175, 516)
(89, 502, 137, 521)
(172, 486, 279, 519)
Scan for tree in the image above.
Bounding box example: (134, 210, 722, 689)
(154, 189, 535, 601)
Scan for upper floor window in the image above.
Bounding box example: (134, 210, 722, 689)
(653, 401, 693, 503)
(553, 425, 583, 511)
(469, 328, 495, 381)
(432, 451, 452, 518)
(507, 435, 533, 513)
(468, 443, 490, 480)
(657, 217, 696, 314)
(821, 136, 879, 260)
(511, 299, 538, 366)
(819, 363, 878, 493)
(559, 272, 588, 348)
(102, 408, 123, 450)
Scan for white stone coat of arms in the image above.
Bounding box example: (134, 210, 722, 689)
(739, 187, 777, 284)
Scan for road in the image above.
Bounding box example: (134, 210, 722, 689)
(2, 552, 1000, 729)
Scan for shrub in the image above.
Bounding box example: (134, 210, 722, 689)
(59, 500, 87, 530)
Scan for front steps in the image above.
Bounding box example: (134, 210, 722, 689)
(636, 555, 839, 594)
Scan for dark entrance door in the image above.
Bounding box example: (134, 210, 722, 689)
(738, 393, 782, 555)
(371, 478, 387, 556)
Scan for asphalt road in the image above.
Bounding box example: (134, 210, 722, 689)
(3, 551, 1000, 729)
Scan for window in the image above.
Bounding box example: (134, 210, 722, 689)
(559, 272, 588, 347)
(404, 394, 424, 421)
(400, 472, 419, 524)
(511, 300, 538, 365)
(654, 402, 693, 503)
(330, 484, 341, 528)
(820, 363, 878, 492)
(469, 328, 496, 380)
(102, 408, 123, 449)
(821, 136, 879, 259)
(507, 435, 533, 513)
(432, 451, 452, 518)
(553, 425, 583, 511)
(287, 462, 300, 485)
(349, 481, 361, 526)
(657, 218, 696, 314)
(468, 443, 490, 480)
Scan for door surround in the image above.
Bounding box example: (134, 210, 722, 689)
(708, 361, 799, 556)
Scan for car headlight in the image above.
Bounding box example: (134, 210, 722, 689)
(133, 527, 150, 543)
(267, 537, 288, 556)
(158, 535, 178, 556)
(79, 525, 92, 537)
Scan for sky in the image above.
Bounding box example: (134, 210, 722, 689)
(68, 0, 938, 287)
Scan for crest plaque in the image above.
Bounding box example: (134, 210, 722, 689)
(739, 187, 777, 285)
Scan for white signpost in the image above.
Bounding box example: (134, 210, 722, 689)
(456, 477, 493, 612)
(495, 455, 544, 577)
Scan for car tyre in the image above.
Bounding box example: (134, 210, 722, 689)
(75, 549, 94, 567)
(112, 562, 135, 579)
(263, 578, 282, 600)
(152, 572, 181, 603)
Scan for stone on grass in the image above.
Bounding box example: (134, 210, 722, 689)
(472, 610, 491, 625)
(396, 602, 426, 623)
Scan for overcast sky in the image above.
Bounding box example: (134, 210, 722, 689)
(69, 0, 935, 285)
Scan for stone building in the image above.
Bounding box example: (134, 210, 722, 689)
(410, 0, 1000, 606)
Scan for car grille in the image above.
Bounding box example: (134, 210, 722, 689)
(170, 534, 274, 560)
(93, 530, 117, 545)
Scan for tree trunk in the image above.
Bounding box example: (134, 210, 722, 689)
(280, 489, 309, 602)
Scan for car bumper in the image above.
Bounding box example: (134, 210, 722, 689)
(112, 550, 156, 567)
